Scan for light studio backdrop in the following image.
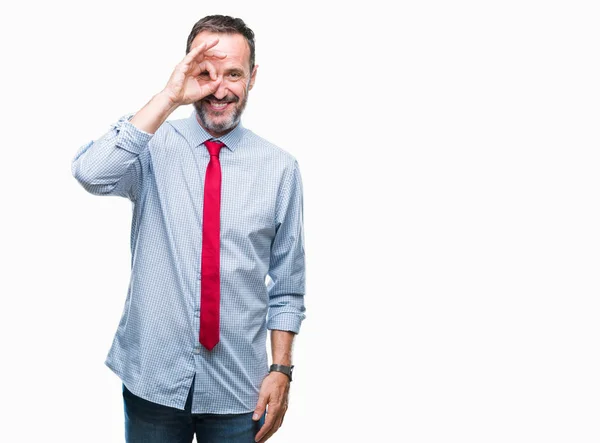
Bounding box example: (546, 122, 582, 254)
(0, 1, 599, 442)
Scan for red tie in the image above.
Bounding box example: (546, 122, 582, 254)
(199, 140, 225, 350)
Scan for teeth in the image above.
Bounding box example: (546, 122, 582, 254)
(211, 102, 228, 108)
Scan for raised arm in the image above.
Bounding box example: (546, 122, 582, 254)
(71, 112, 154, 201)
(71, 37, 227, 201)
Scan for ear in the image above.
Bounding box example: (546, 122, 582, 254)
(248, 64, 258, 91)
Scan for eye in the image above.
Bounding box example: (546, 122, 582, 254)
(229, 72, 242, 79)
(198, 71, 210, 78)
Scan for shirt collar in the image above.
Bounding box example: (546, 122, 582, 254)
(167, 109, 245, 153)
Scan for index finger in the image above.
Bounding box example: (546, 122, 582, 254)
(183, 38, 220, 63)
(255, 410, 277, 442)
(202, 38, 220, 52)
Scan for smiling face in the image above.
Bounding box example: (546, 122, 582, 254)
(191, 31, 258, 137)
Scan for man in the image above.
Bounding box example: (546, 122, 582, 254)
(71, 15, 306, 443)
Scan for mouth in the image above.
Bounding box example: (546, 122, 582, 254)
(205, 100, 234, 112)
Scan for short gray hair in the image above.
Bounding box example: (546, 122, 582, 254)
(186, 15, 256, 72)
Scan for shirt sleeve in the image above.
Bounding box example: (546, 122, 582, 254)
(71, 114, 153, 201)
(266, 159, 306, 333)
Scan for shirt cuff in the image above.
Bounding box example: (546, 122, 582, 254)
(112, 113, 154, 155)
(267, 312, 304, 334)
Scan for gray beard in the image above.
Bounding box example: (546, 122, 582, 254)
(194, 94, 248, 134)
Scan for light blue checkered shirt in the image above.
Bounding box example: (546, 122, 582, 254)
(71, 109, 306, 414)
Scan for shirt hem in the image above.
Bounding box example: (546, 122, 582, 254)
(104, 357, 260, 415)
(104, 357, 189, 411)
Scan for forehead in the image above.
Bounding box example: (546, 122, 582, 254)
(190, 30, 250, 70)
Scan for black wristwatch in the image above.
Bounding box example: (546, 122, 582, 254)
(269, 364, 294, 382)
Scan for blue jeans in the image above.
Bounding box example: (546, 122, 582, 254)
(123, 375, 266, 443)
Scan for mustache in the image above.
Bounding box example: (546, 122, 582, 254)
(203, 95, 239, 103)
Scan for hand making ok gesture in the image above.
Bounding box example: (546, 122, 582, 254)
(161, 38, 227, 106)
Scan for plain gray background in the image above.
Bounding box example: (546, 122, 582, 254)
(1, 0, 599, 441)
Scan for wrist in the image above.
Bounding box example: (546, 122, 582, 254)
(130, 92, 179, 135)
(268, 371, 289, 381)
(155, 90, 180, 113)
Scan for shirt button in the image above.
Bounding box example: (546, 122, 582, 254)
(193, 345, 202, 354)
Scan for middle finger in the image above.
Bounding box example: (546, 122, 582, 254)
(204, 50, 227, 60)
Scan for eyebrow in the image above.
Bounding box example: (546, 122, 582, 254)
(224, 67, 246, 75)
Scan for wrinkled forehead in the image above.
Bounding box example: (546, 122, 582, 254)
(191, 30, 251, 71)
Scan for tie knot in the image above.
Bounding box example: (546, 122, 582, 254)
(204, 140, 226, 156)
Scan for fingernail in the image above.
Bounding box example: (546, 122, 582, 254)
(253, 413, 259, 420)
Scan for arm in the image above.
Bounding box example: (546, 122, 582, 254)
(271, 329, 295, 367)
(265, 159, 306, 333)
(72, 37, 226, 200)
(254, 160, 306, 443)
(71, 93, 177, 201)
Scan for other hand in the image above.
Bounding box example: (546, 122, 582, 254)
(252, 372, 290, 442)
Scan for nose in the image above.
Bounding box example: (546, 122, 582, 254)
(212, 79, 228, 100)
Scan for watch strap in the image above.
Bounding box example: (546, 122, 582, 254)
(269, 364, 294, 382)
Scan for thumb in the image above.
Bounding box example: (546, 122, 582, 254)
(200, 78, 222, 100)
(253, 393, 268, 421)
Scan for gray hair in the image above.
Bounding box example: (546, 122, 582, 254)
(186, 15, 256, 72)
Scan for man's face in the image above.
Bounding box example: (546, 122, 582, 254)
(191, 31, 257, 136)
